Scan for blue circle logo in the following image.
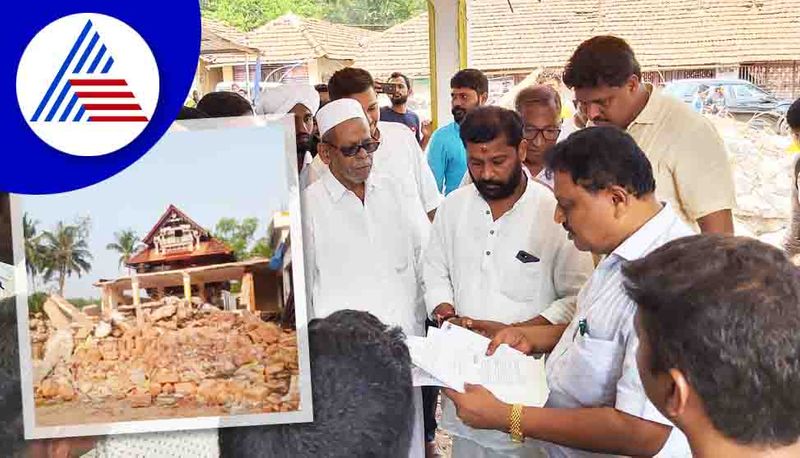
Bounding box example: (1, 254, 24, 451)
(6, 2, 199, 193)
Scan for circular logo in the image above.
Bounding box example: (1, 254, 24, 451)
(16, 13, 159, 157)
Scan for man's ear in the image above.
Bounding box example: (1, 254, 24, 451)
(609, 185, 631, 218)
(627, 74, 641, 94)
(663, 368, 691, 419)
(518, 139, 529, 162)
(479, 93, 489, 105)
(318, 142, 332, 165)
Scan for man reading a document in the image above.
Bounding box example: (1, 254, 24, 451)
(444, 126, 693, 457)
(422, 106, 592, 456)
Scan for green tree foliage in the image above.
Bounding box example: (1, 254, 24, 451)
(40, 221, 93, 297)
(106, 229, 144, 271)
(201, 0, 425, 31)
(23, 213, 46, 291)
(213, 217, 272, 260)
(201, 0, 326, 31)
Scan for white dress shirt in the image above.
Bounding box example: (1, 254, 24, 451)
(422, 174, 594, 453)
(302, 170, 430, 337)
(542, 203, 692, 458)
(300, 121, 443, 216)
(424, 174, 593, 325)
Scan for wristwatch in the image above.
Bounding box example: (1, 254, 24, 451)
(509, 404, 524, 443)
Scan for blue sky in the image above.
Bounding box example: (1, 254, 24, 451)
(23, 121, 290, 298)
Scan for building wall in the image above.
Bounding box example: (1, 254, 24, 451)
(740, 61, 800, 99)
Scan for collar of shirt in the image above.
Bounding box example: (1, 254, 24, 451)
(472, 173, 533, 218)
(629, 83, 661, 126)
(321, 168, 379, 203)
(609, 202, 679, 262)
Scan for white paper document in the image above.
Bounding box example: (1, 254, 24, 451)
(406, 323, 548, 407)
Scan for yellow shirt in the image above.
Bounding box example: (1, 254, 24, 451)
(627, 84, 736, 231)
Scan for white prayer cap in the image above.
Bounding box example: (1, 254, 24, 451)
(256, 84, 320, 116)
(315, 98, 368, 139)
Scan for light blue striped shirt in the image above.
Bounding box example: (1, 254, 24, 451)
(541, 202, 694, 458)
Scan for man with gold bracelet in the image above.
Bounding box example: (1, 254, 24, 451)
(444, 127, 692, 457)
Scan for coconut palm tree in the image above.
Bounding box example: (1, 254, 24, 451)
(41, 221, 93, 297)
(23, 213, 46, 291)
(106, 229, 143, 274)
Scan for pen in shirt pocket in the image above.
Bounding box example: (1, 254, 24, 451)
(578, 318, 589, 337)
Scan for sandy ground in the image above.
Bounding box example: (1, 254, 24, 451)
(35, 399, 298, 427)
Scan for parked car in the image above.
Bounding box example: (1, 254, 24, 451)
(662, 78, 793, 134)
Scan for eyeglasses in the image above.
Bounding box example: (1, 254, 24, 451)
(523, 126, 561, 141)
(323, 140, 381, 157)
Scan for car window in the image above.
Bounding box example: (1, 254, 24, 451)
(665, 82, 697, 98)
(733, 84, 769, 100)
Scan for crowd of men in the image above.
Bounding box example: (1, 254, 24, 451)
(11, 35, 800, 457)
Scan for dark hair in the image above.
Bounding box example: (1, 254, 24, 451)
(545, 126, 655, 197)
(515, 85, 562, 114)
(328, 67, 375, 100)
(219, 310, 414, 458)
(196, 92, 253, 118)
(787, 98, 800, 130)
(176, 106, 208, 120)
(459, 105, 524, 148)
(450, 68, 488, 95)
(0, 299, 25, 457)
(314, 83, 328, 93)
(563, 36, 642, 89)
(623, 235, 800, 446)
(389, 72, 412, 90)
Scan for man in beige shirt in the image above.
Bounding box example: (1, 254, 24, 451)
(562, 35, 736, 233)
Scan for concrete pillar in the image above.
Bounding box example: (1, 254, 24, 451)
(430, 0, 465, 129)
(132, 275, 142, 327)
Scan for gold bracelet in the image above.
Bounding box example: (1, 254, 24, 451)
(509, 403, 524, 443)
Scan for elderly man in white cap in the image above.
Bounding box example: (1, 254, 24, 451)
(302, 98, 430, 458)
(257, 84, 320, 174)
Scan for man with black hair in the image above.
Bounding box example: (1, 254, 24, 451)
(196, 91, 253, 118)
(461, 85, 563, 190)
(622, 235, 800, 458)
(783, 98, 800, 258)
(444, 126, 691, 457)
(220, 310, 415, 458)
(318, 67, 441, 220)
(381, 72, 432, 149)
(423, 106, 592, 457)
(427, 69, 489, 195)
(314, 83, 330, 107)
(563, 36, 735, 235)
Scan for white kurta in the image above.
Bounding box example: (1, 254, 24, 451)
(541, 203, 692, 458)
(302, 170, 430, 336)
(422, 176, 594, 453)
(302, 170, 430, 458)
(300, 121, 443, 216)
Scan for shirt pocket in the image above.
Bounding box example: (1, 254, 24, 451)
(499, 257, 542, 303)
(558, 334, 622, 407)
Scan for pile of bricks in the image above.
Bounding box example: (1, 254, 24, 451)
(31, 295, 299, 414)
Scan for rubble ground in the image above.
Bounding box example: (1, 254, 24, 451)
(29, 295, 300, 426)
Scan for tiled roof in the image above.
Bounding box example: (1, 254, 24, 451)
(203, 14, 378, 66)
(200, 21, 258, 58)
(356, 0, 800, 78)
(353, 13, 430, 78)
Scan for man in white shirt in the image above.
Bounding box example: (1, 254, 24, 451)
(255, 84, 320, 177)
(444, 126, 692, 457)
(306, 67, 442, 220)
(461, 85, 563, 191)
(423, 106, 593, 456)
(302, 98, 429, 457)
